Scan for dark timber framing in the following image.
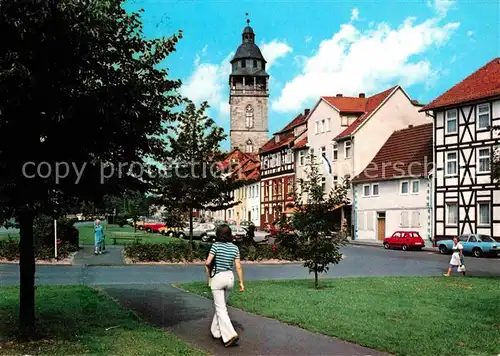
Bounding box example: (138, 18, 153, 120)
(432, 97, 500, 243)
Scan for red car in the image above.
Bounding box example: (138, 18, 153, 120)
(143, 222, 165, 233)
(383, 231, 425, 251)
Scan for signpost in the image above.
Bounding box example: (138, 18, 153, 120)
(54, 219, 58, 260)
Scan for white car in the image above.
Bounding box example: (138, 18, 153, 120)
(177, 223, 215, 240)
(203, 226, 269, 243)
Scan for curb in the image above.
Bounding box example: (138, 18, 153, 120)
(348, 241, 438, 253)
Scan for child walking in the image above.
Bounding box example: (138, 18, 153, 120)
(94, 219, 104, 255)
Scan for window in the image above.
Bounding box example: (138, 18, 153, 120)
(245, 105, 254, 128)
(363, 184, 370, 197)
(357, 212, 365, 230)
(372, 184, 379, 196)
(344, 140, 352, 158)
(366, 212, 374, 231)
(400, 211, 409, 227)
(294, 127, 299, 136)
(321, 177, 326, 192)
(320, 146, 326, 157)
(400, 181, 409, 194)
(299, 151, 305, 166)
(320, 119, 325, 132)
(445, 152, 458, 176)
(241, 60, 246, 68)
(478, 202, 490, 225)
(410, 211, 420, 227)
(412, 180, 420, 194)
(478, 148, 490, 173)
(326, 118, 331, 131)
(333, 175, 338, 188)
(315, 121, 319, 134)
(245, 139, 253, 153)
(445, 109, 457, 133)
(446, 203, 458, 225)
(341, 116, 348, 126)
(253, 59, 257, 68)
(468, 235, 477, 242)
(275, 135, 280, 143)
(477, 103, 490, 130)
(332, 143, 338, 160)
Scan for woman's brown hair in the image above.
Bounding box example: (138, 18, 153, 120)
(216, 224, 233, 243)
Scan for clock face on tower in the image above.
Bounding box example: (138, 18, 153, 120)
(229, 20, 269, 151)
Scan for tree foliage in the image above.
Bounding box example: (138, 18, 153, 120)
(280, 151, 350, 288)
(0, 0, 182, 337)
(152, 100, 246, 248)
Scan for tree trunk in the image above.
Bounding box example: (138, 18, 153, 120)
(189, 207, 194, 252)
(133, 218, 137, 232)
(314, 262, 318, 289)
(18, 210, 36, 339)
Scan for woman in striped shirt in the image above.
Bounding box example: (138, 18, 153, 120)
(205, 224, 245, 347)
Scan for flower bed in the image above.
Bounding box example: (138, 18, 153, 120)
(124, 241, 299, 263)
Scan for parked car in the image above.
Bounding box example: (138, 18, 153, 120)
(143, 221, 165, 233)
(158, 225, 180, 236)
(383, 231, 425, 251)
(203, 225, 249, 243)
(177, 223, 216, 240)
(437, 234, 499, 257)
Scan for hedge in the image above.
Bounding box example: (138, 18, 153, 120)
(124, 241, 298, 262)
(0, 237, 77, 261)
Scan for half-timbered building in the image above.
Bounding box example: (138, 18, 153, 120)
(420, 57, 500, 242)
(259, 109, 309, 226)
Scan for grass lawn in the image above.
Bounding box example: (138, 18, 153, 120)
(0, 285, 205, 356)
(181, 277, 500, 356)
(76, 224, 178, 245)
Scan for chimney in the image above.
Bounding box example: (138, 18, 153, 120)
(359, 93, 365, 98)
(336, 94, 343, 97)
(304, 109, 310, 116)
(408, 124, 414, 128)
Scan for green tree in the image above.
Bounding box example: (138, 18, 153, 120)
(283, 151, 350, 289)
(0, 0, 182, 337)
(153, 100, 245, 250)
(492, 148, 500, 181)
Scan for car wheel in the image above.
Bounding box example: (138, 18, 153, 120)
(472, 247, 482, 257)
(201, 235, 209, 242)
(439, 245, 447, 254)
(146, 228, 152, 233)
(178, 232, 186, 239)
(166, 231, 174, 237)
(138, 225, 144, 230)
(383, 242, 390, 249)
(402, 244, 408, 251)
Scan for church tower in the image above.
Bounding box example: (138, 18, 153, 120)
(229, 16, 269, 153)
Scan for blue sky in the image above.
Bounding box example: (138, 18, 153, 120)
(126, 0, 499, 150)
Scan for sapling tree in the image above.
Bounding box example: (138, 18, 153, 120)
(283, 151, 350, 289)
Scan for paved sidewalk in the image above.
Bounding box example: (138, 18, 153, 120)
(349, 239, 438, 252)
(72, 245, 124, 266)
(100, 284, 389, 356)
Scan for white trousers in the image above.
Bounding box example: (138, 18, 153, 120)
(210, 271, 238, 342)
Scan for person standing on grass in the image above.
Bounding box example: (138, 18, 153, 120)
(205, 224, 244, 347)
(94, 219, 104, 255)
(443, 236, 465, 276)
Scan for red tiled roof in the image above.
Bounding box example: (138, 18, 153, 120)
(421, 57, 500, 111)
(335, 86, 398, 140)
(322, 97, 366, 113)
(277, 109, 310, 133)
(352, 123, 433, 183)
(261, 109, 310, 154)
(293, 136, 308, 149)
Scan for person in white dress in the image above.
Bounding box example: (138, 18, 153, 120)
(443, 236, 465, 276)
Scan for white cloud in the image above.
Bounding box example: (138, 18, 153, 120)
(427, 0, 455, 17)
(181, 40, 293, 119)
(272, 10, 460, 112)
(350, 8, 359, 22)
(260, 40, 293, 70)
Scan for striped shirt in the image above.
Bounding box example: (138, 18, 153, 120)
(209, 242, 240, 274)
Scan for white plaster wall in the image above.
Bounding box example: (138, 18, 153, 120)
(246, 181, 261, 227)
(354, 178, 431, 243)
(353, 88, 431, 177)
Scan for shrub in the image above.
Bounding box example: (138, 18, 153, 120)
(34, 215, 79, 248)
(0, 237, 75, 261)
(124, 241, 298, 262)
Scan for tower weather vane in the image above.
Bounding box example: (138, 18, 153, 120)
(245, 12, 250, 25)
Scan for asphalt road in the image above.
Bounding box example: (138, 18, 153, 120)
(1, 245, 499, 286)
